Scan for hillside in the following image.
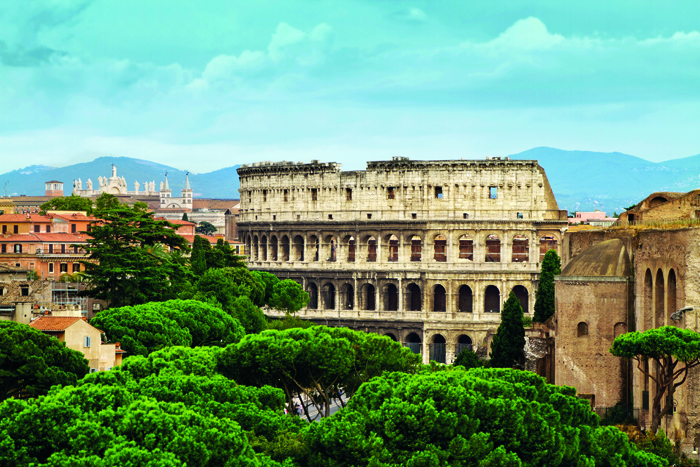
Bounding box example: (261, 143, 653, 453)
(0, 157, 242, 199)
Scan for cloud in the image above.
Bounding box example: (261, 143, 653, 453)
(391, 7, 428, 24)
(479, 17, 564, 50)
(0, 41, 64, 67)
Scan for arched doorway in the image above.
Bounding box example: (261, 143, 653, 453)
(668, 269, 677, 326)
(322, 283, 336, 310)
(308, 283, 318, 309)
(458, 285, 473, 313)
(406, 283, 422, 311)
(512, 285, 529, 314)
(433, 284, 446, 312)
(456, 335, 473, 355)
(270, 235, 278, 261)
(405, 332, 421, 355)
(430, 334, 446, 363)
(293, 235, 304, 261)
(281, 235, 290, 261)
(340, 283, 354, 310)
(362, 284, 376, 311)
(484, 285, 500, 313)
(655, 269, 664, 327)
(261, 236, 268, 261)
(644, 269, 653, 331)
(384, 284, 398, 311)
(385, 333, 397, 342)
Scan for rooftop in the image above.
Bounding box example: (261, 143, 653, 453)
(561, 239, 631, 277)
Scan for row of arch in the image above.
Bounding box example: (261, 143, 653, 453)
(305, 282, 529, 314)
(381, 332, 474, 364)
(245, 233, 558, 264)
(643, 267, 678, 330)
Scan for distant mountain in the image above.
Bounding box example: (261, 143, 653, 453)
(0, 156, 241, 199)
(2, 150, 700, 212)
(508, 147, 700, 214)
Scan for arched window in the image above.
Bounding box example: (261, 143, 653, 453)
(456, 335, 473, 355)
(253, 236, 259, 261)
(458, 235, 473, 261)
(310, 235, 320, 262)
(511, 235, 529, 263)
(484, 285, 500, 313)
(281, 236, 290, 261)
(512, 285, 529, 314)
(644, 268, 653, 331)
(260, 236, 268, 261)
(346, 236, 356, 262)
(577, 322, 589, 337)
(430, 334, 446, 363)
(434, 235, 447, 262)
(405, 332, 421, 355)
(292, 235, 304, 261)
(340, 283, 354, 310)
(539, 236, 558, 262)
(325, 235, 337, 262)
(322, 283, 336, 310)
(384, 284, 398, 311)
(308, 283, 318, 309)
(655, 269, 665, 327)
(406, 283, 422, 311)
(270, 236, 278, 261)
(433, 285, 446, 312)
(614, 322, 627, 338)
(362, 284, 376, 311)
(367, 236, 377, 262)
(384, 333, 397, 342)
(667, 269, 677, 325)
(410, 236, 422, 262)
(387, 234, 399, 262)
(458, 285, 473, 312)
(485, 235, 500, 262)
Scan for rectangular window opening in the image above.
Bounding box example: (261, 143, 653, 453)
(435, 186, 443, 199)
(388, 187, 395, 200)
(34, 225, 40, 233)
(346, 188, 352, 201)
(489, 187, 498, 199)
(263, 190, 267, 202)
(517, 212, 524, 219)
(273, 215, 276, 220)
(311, 189, 318, 201)
(412, 213, 417, 219)
(46, 226, 51, 233)
(49, 263, 54, 273)
(283, 189, 288, 202)
(463, 213, 469, 219)
(367, 213, 372, 220)
(328, 214, 333, 220)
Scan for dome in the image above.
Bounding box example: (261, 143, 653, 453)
(561, 239, 631, 277)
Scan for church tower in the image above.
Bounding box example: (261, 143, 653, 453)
(159, 172, 171, 208)
(181, 172, 192, 211)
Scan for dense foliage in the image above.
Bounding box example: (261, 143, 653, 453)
(453, 349, 485, 370)
(0, 321, 89, 402)
(611, 326, 700, 431)
(79, 197, 191, 307)
(304, 368, 665, 467)
(270, 279, 310, 316)
(490, 291, 526, 368)
(196, 221, 217, 236)
(39, 195, 94, 215)
(533, 249, 561, 323)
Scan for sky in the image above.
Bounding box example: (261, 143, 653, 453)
(1, 0, 699, 174)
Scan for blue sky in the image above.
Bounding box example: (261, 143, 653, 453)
(1, 0, 699, 174)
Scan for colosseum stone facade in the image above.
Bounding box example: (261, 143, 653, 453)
(237, 157, 568, 363)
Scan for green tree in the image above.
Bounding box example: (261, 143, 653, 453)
(90, 304, 193, 356)
(253, 271, 280, 307)
(229, 296, 267, 334)
(94, 192, 123, 212)
(39, 194, 94, 215)
(269, 279, 309, 316)
(453, 349, 485, 370)
(157, 299, 245, 347)
(190, 235, 210, 276)
(182, 212, 189, 221)
(533, 249, 561, 323)
(304, 368, 664, 467)
(266, 315, 315, 331)
(490, 291, 526, 368)
(79, 202, 192, 307)
(195, 221, 217, 236)
(611, 326, 700, 432)
(213, 238, 246, 268)
(0, 321, 89, 401)
(196, 267, 265, 309)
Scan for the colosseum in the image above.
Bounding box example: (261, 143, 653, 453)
(237, 157, 568, 363)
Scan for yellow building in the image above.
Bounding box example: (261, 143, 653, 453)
(29, 316, 125, 371)
(0, 198, 15, 215)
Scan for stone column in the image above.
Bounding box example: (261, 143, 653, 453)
(397, 277, 403, 318)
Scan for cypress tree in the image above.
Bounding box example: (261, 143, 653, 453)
(191, 236, 208, 276)
(489, 291, 526, 368)
(182, 212, 189, 222)
(533, 249, 562, 323)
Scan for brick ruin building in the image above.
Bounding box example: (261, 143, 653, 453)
(237, 157, 568, 364)
(556, 192, 700, 446)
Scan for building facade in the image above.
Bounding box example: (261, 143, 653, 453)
(238, 157, 567, 363)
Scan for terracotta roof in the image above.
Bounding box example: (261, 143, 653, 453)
(29, 316, 83, 331)
(0, 234, 41, 242)
(164, 219, 195, 225)
(49, 213, 99, 222)
(180, 234, 218, 244)
(34, 233, 87, 242)
(0, 214, 34, 223)
(192, 199, 240, 210)
(45, 180, 63, 184)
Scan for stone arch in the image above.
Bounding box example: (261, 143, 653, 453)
(340, 283, 354, 310)
(433, 284, 447, 312)
(511, 235, 529, 263)
(307, 283, 318, 309)
(458, 285, 473, 312)
(512, 285, 529, 314)
(577, 322, 589, 337)
(430, 334, 446, 363)
(485, 234, 500, 262)
(405, 332, 422, 355)
(245, 235, 252, 258)
(270, 235, 278, 261)
(433, 234, 447, 262)
(322, 283, 336, 310)
(458, 234, 473, 261)
(644, 268, 653, 331)
(539, 235, 558, 262)
(386, 234, 399, 262)
(649, 196, 668, 208)
(456, 334, 473, 355)
(614, 322, 627, 338)
(655, 269, 665, 327)
(309, 235, 320, 262)
(384, 332, 398, 342)
(280, 235, 290, 261)
(324, 235, 337, 262)
(360, 283, 376, 311)
(343, 235, 356, 262)
(384, 283, 399, 311)
(260, 235, 268, 261)
(365, 235, 377, 262)
(667, 269, 677, 323)
(484, 285, 500, 313)
(410, 235, 422, 262)
(253, 235, 259, 261)
(406, 283, 422, 311)
(292, 235, 304, 261)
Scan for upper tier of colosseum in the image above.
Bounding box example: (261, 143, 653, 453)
(237, 157, 566, 223)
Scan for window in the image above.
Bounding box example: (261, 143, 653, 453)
(273, 215, 276, 220)
(14, 244, 21, 253)
(60, 263, 68, 273)
(387, 187, 395, 200)
(577, 322, 588, 337)
(13, 225, 18, 234)
(71, 224, 77, 233)
(311, 189, 318, 201)
(435, 186, 443, 199)
(485, 235, 501, 262)
(284, 189, 288, 202)
(433, 235, 447, 262)
(73, 263, 80, 272)
(412, 213, 417, 219)
(46, 225, 50, 233)
(367, 238, 377, 262)
(1, 244, 5, 253)
(61, 244, 66, 254)
(517, 213, 524, 219)
(48, 263, 54, 273)
(34, 225, 40, 233)
(410, 237, 422, 262)
(489, 187, 497, 199)
(328, 214, 333, 220)
(347, 238, 355, 262)
(459, 236, 473, 260)
(367, 214, 372, 219)
(346, 188, 352, 201)
(48, 244, 53, 253)
(84, 336, 91, 348)
(463, 213, 469, 219)
(263, 190, 267, 202)
(20, 285, 29, 296)
(1, 226, 6, 234)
